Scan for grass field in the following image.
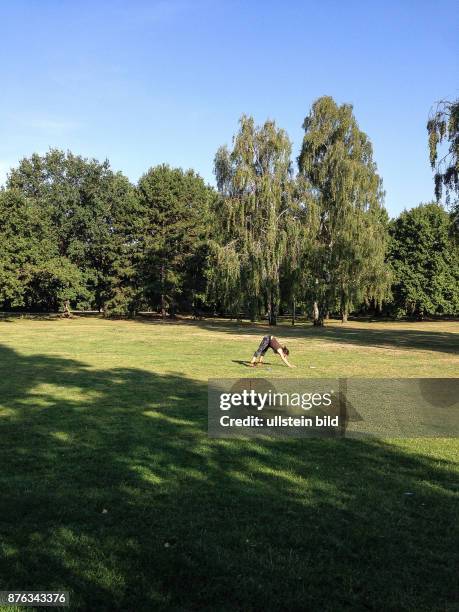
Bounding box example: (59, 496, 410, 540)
(0, 317, 458, 611)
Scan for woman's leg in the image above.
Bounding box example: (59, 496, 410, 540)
(250, 336, 270, 366)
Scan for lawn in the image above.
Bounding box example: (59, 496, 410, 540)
(0, 317, 458, 611)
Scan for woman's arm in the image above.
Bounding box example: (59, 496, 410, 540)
(277, 349, 296, 368)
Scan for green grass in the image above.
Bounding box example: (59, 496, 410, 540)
(0, 317, 458, 611)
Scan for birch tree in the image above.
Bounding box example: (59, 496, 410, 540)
(298, 96, 390, 324)
(427, 99, 458, 208)
(211, 115, 299, 325)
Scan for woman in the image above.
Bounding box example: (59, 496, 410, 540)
(250, 335, 295, 368)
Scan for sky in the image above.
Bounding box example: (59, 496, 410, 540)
(0, 0, 457, 217)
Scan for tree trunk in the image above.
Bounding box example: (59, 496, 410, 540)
(313, 301, 319, 324)
(340, 290, 348, 323)
(160, 264, 166, 319)
(63, 300, 72, 319)
(249, 299, 257, 323)
(268, 291, 277, 326)
(313, 301, 326, 327)
(291, 298, 296, 326)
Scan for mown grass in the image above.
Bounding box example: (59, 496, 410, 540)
(0, 317, 458, 611)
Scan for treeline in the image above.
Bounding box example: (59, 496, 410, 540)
(1, 96, 458, 323)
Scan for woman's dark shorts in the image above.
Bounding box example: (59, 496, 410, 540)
(254, 335, 271, 358)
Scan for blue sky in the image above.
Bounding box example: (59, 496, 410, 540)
(0, 0, 457, 217)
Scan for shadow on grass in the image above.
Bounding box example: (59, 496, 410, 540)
(134, 317, 459, 356)
(231, 360, 254, 367)
(0, 344, 457, 611)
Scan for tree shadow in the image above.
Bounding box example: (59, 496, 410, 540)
(0, 314, 64, 321)
(0, 344, 457, 610)
(316, 323, 459, 355)
(133, 317, 459, 356)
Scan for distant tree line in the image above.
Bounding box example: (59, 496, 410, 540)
(1, 96, 458, 323)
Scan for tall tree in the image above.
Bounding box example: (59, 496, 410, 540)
(388, 203, 459, 318)
(7, 149, 137, 309)
(7, 149, 136, 311)
(0, 188, 87, 311)
(212, 115, 299, 325)
(101, 174, 144, 317)
(427, 99, 459, 209)
(298, 96, 390, 324)
(137, 165, 213, 318)
(279, 175, 315, 325)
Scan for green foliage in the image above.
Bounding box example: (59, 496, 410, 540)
(23, 257, 89, 311)
(212, 115, 301, 324)
(100, 173, 145, 316)
(8, 149, 138, 309)
(137, 165, 213, 316)
(0, 121, 455, 321)
(388, 202, 459, 317)
(0, 154, 214, 317)
(0, 190, 34, 308)
(427, 99, 459, 209)
(0, 188, 88, 311)
(298, 96, 391, 323)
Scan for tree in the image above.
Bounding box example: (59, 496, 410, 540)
(0, 189, 33, 308)
(137, 165, 213, 318)
(212, 115, 300, 325)
(7, 149, 136, 311)
(278, 176, 315, 325)
(427, 99, 459, 209)
(298, 96, 391, 324)
(24, 257, 88, 312)
(101, 174, 144, 317)
(0, 188, 88, 311)
(388, 203, 459, 318)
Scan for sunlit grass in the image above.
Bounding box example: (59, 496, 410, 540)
(0, 316, 457, 611)
(0, 316, 458, 379)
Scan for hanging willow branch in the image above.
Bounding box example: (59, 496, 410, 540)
(298, 96, 391, 323)
(211, 115, 301, 324)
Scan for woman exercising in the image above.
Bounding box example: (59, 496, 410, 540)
(250, 335, 295, 368)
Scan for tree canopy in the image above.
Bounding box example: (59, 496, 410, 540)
(388, 202, 459, 318)
(298, 96, 391, 324)
(7, 150, 136, 311)
(137, 165, 214, 317)
(212, 115, 301, 324)
(0, 97, 457, 321)
(427, 99, 459, 209)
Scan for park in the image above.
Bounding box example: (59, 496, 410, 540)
(1, 1, 458, 610)
(1, 316, 458, 609)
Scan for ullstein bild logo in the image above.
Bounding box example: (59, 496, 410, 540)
(207, 378, 459, 438)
